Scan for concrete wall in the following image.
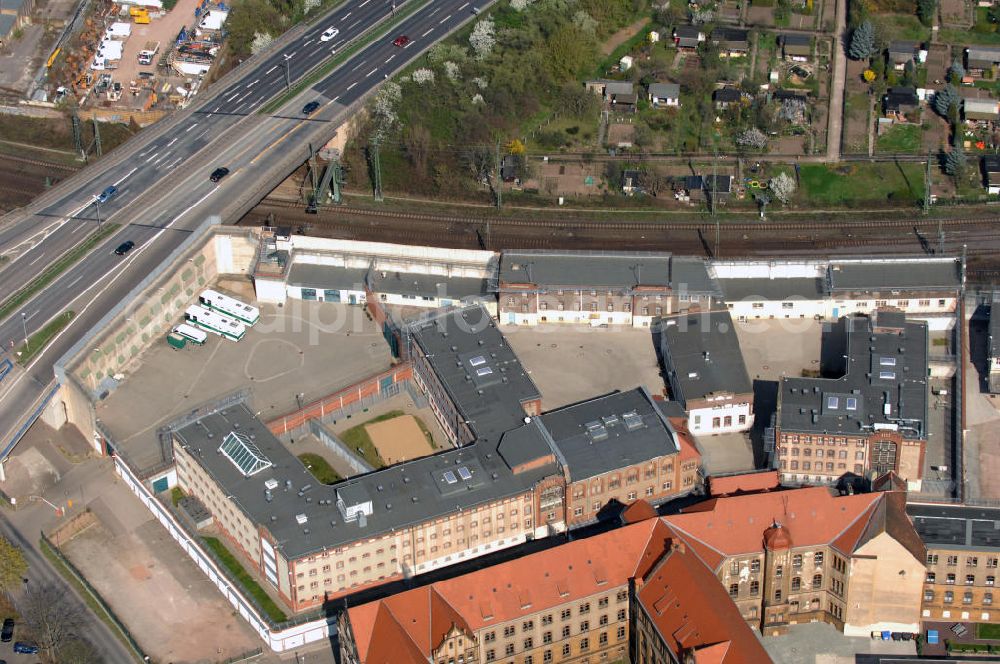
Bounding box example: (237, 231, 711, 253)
(308, 419, 373, 476)
(843, 532, 924, 636)
(69, 228, 256, 396)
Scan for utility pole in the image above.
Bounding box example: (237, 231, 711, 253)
(712, 148, 719, 258)
(924, 150, 932, 215)
(71, 111, 84, 161)
(307, 143, 318, 202)
(92, 115, 102, 158)
(332, 158, 343, 204)
(494, 139, 503, 211)
(369, 138, 383, 202)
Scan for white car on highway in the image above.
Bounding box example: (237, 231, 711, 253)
(320, 27, 339, 41)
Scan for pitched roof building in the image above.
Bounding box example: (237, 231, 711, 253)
(340, 517, 772, 664)
(662, 485, 926, 636)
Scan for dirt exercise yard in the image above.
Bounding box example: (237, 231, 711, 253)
(366, 414, 435, 465)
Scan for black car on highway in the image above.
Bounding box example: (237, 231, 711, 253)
(302, 101, 321, 115)
(114, 240, 135, 256)
(210, 167, 230, 182)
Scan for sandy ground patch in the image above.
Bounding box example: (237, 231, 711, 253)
(366, 414, 433, 464)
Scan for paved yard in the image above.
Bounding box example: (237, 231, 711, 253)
(98, 299, 393, 469)
(735, 317, 823, 382)
(761, 621, 915, 664)
(965, 303, 1000, 501)
(696, 431, 756, 475)
(502, 325, 664, 410)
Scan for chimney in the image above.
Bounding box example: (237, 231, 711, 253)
(670, 539, 686, 555)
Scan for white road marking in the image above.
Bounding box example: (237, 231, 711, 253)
(459, 2, 468, 8)
(113, 167, 138, 186)
(27, 254, 44, 267)
(351, 59, 366, 71)
(347, 19, 360, 29)
(303, 38, 314, 45)
(144, 151, 160, 164)
(367, 68, 377, 77)
(439, 14, 451, 23)
(167, 137, 178, 147)
(195, 129, 209, 140)
(429, 7, 439, 15)
(66, 274, 83, 288)
(24, 310, 39, 322)
(359, 0, 369, 6)
(332, 95, 340, 102)
(70, 224, 85, 234)
(246, 79, 260, 88)
(385, 54, 395, 63)
(287, 50, 296, 58)
(265, 65, 277, 74)
(404, 40, 414, 48)
(343, 11, 351, 16)
(213, 106, 221, 112)
(422, 27, 433, 36)
(166, 156, 184, 170)
(185, 122, 199, 132)
(346, 82, 357, 91)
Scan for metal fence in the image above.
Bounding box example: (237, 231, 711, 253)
(309, 419, 374, 476)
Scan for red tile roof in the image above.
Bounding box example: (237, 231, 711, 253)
(636, 540, 773, 664)
(622, 499, 659, 524)
(663, 487, 885, 570)
(707, 470, 780, 496)
(347, 518, 667, 663)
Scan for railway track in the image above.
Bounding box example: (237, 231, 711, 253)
(252, 198, 1000, 233)
(0, 153, 79, 173)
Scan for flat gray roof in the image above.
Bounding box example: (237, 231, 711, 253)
(500, 250, 671, 289)
(174, 402, 557, 560)
(287, 263, 368, 291)
(990, 299, 1000, 359)
(660, 310, 753, 405)
(826, 258, 962, 293)
(370, 270, 489, 300)
(718, 277, 825, 303)
(406, 305, 541, 444)
(778, 313, 929, 438)
(540, 388, 680, 482)
(908, 503, 1000, 551)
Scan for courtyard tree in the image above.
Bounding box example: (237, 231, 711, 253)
(947, 59, 965, 83)
(768, 172, 797, 203)
(917, 0, 937, 26)
(18, 582, 88, 655)
(932, 84, 959, 120)
(735, 127, 769, 151)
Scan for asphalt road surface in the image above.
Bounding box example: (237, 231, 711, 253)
(0, 0, 487, 454)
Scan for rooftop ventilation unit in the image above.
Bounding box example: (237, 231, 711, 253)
(585, 421, 609, 442)
(622, 411, 643, 431)
(295, 514, 308, 525)
(264, 478, 279, 491)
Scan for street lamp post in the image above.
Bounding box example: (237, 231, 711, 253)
(282, 54, 292, 91)
(93, 197, 103, 231)
(20, 312, 27, 351)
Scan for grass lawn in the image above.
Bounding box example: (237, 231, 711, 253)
(978, 623, 1000, 639)
(881, 13, 931, 42)
(16, 311, 74, 365)
(202, 536, 288, 623)
(170, 486, 184, 506)
(799, 162, 924, 206)
(876, 123, 922, 153)
(298, 453, 342, 484)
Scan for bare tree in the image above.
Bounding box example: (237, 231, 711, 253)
(18, 582, 88, 655)
(54, 637, 101, 664)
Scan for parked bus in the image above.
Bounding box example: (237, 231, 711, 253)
(198, 289, 260, 326)
(184, 305, 245, 341)
(173, 323, 208, 345)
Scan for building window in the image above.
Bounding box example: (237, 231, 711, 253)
(543, 631, 552, 644)
(485, 631, 496, 642)
(750, 580, 759, 596)
(988, 576, 995, 586)
(791, 577, 801, 590)
(504, 626, 515, 637)
(944, 591, 954, 603)
(792, 554, 802, 568)
(580, 621, 589, 632)
(729, 583, 739, 597)
(523, 620, 534, 631)
(580, 602, 590, 614)
(927, 572, 936, 583)
(562, 625, 570, 638)
(814, 552, 824, 566)
(750, 559, 761, 573)
(964, 592, 974, 605)
(561, 609, 571, 620)
(969, 557, 980, 568)
(947, 574, 956, 584)
(617, 609, 626, 621)
(812, 574, 823, 589)
(524, 638, 533, 649)
(543, 651, 552, 663)
(562, 644, 571, 657)
(775, 589, 782, 601)
(580, 637, 589, 652)
(987, 593, 994, 606)
(924, 590, 934, 602)
(486, 650, 495, 662)
(617, 625, 626, 640)
(948, 556, 959, 567)
(967, 575, 976, 585)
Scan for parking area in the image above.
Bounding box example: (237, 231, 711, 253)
(502, 325, 664, 410)
(696, 432, 756, 475)
(97, 298, 394, 469)
(760, 621, 915, 664)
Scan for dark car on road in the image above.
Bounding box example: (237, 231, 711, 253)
(210, 167, 230, 182)
(1, 618, 13, 642)
(12, 642, 38, 654)
(96, 185, 119, 204)
(114, 240, 135, 256)
(302, 101, 321, 115)
(392, 35, 410, 47)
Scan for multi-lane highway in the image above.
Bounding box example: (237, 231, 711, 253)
(0, 0, 489, 452)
